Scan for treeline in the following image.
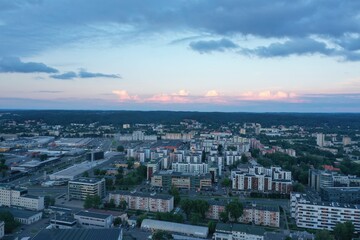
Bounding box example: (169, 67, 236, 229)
(1, 110, 360, 128)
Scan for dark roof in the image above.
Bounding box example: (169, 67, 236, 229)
(32, 228, 122, 240)
(0, 207, 41, 219)
(23, 194, 41, 199)
(216, 223, 265, 236)
(75, 211, 112, 219)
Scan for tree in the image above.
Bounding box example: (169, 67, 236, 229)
(82, 171, 89, 177)
(241, 154, 248, 163)
(152, 230, 174, 240)
(105, 199, 116, 209)
(194, 199, 209, 219)
(315, 230, 334, 240)
(44, 196, 55, 208)
(190, 213, 201, 225)
(117, 145, 125, 152)
(219, 211, 228, 223)
(94, 168, 101, 176)
(0, 211, 20, 234)
(119, 199, 127, 210)
(83, 195, 102, 209)
(169, 186, 180, 206)
(180, 199, 193, 218)
(208, 221, 216, 235)
(221, 178, 231, 192)
(334, 221, 354, 240)
(113, 217, 122, 226)
(293, 183, 305, 192)
(127, 158, 134, 169)
(39, 154, 48, 161)
(225, 200, 243, 222)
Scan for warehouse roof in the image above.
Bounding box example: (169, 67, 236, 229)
(141, 219, 208, 238)
(32, 228, 122, 240)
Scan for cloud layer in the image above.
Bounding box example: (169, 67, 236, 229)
(51, 70, 121, 80)
(0, 57, 58, 73)
(1, 1, 360, 60)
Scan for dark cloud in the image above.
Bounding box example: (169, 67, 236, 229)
(78, 70, 121, 79)
(241, 38, 334, 58)
(336, 36, 360, 51)
(50, 70, 120, 80)
(0, 1, 360, 60)
(50, 71, 77, 80)
(189, 38, 238, 53)
(0, 57, 58, 73)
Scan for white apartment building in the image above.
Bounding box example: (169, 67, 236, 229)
(171, 162, 209, 174)
(0, 186, 44, 211)
(291, 192, 360, 231)
(109, 191, 174, 213)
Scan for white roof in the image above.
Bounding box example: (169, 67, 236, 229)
(141, 219, 208, 238)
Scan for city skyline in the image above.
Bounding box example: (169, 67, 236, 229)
(1, 1, 360, 112)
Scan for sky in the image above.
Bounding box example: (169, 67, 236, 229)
(1, 0, 360, 112)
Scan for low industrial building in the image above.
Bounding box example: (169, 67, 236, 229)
(68, 178, 106, 200)
(0, 207, 42, 225)
(214, 223, 265, 240)
(50, 161, 106, 180)
(74, 211, 113, 228)
(141, 219, 209, 238)
(32, 228, 123, 240)
(50, 214, 77, 229)
(109, 191, 174, 212)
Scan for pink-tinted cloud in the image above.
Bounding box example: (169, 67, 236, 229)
(205, 90, 219, 97)
(239, 90, 299, 101)
(112, 90, 139, 102)
(112, 89, 305, 105)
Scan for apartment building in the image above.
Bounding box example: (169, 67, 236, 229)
(0, 185, 44, 211)
(151, 170, 212, 190)
(231, 166, 292, 194)
(74, 211, 113, 228)
(109, 191, 174, 213)
(68, 178, 106, 200)
(240, 204, 280, 228)
(171, 162, 209, 174)
(206, 201, 226, 220)
(291, 192, 360, 231)
(214, 223, 265, 240)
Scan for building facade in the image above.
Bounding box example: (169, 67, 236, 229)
(291, 192, 360, 231)
(0, 185, 44, 211)
(68, 178, 106, 200)
(151, 170, 212, 190)
(109, 191, 174, 213)
(74, 211, 113, 228)
(231, 166, 292, 194)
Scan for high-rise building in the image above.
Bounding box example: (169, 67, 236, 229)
(316, 133, 325, 147)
